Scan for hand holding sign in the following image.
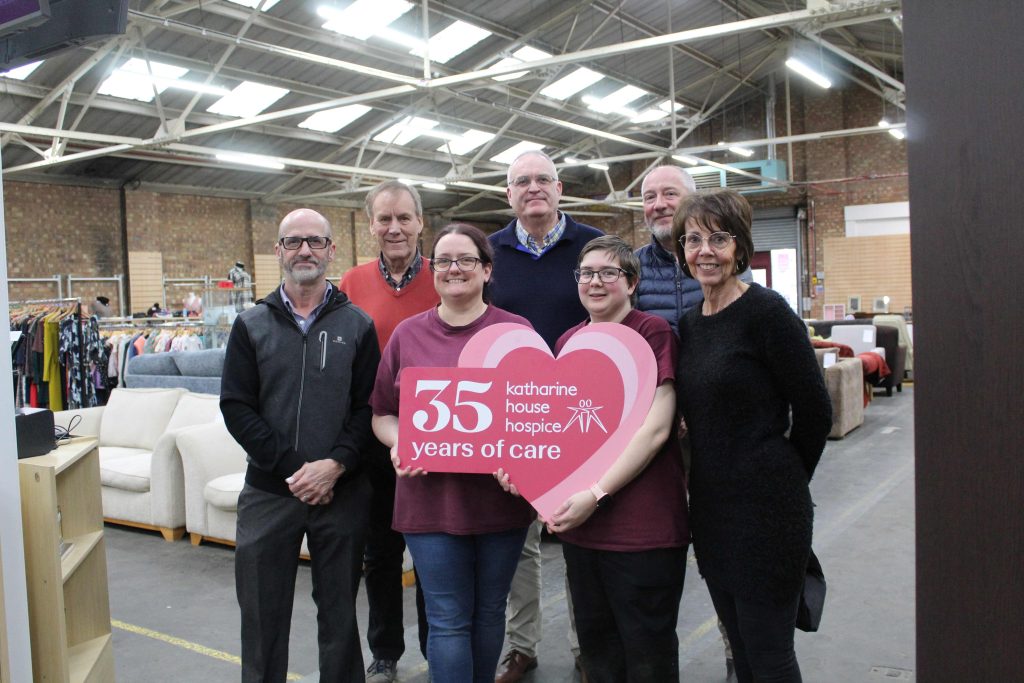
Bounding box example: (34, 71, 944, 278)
(396, 323, 657, 521)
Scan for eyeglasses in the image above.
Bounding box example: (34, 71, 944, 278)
(509, 174, 557, 188)
(280, 236, 331, 250)
(430, 256, 483, 272)
(680, 232, 735, 252)
(574, 267, 630, 284)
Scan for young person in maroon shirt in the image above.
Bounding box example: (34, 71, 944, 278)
(370, 223, 535, 682)
(504, 235, 689, 683)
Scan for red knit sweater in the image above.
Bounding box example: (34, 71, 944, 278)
(338, 257, 440, 351)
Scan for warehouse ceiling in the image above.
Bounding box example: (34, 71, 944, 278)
(0, 0, 903, 220)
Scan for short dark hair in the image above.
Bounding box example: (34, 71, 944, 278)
(671, 188, 754, 277)
(577, 235, 641, 307)
(430, 222, 495, 303)
(364, 179, 423, 218)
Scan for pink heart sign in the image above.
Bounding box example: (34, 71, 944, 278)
(396, 322, 657, 521)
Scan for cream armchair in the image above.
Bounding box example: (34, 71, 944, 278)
(54, 388, 223, 541)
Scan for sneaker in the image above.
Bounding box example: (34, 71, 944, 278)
(366, 659, 397, 683)
(495, 649, 537, 682)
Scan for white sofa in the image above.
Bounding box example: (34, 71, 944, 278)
(177, 420, 309, 558)
(54, 388, 223, 541)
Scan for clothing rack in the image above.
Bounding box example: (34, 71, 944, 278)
(9, 296, 80, 306)
(9, 297, 91, 409)
(67, 275, 126, 318)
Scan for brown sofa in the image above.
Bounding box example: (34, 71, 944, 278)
(813, 348, 865, 439)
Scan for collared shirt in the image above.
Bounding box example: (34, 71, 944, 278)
(514, 211, 566, 258)
(378, 247, 423, 290)
(279, 282, 333, 334)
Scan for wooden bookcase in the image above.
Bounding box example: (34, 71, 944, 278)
(19, 438, 114, 683)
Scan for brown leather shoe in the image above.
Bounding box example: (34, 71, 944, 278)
(495, 649, 537, 682)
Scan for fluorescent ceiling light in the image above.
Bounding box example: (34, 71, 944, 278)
(298, 104, 372, 133)
(2, 61, 43, 80)
(373, 116, 440, 146)
(786, 57, 832, 89)
(490, 46, 551, 82)
(888, 127, 906, 140)
(216, 152, 285, 170)
(98, 58, 188, 102)
(410, 20, 491, 64)
(224, 0, 282, 9)
(436, 129, 495, 155)
(729, 146, 755, 157)
(878, 118, 891, 128)
(563, 156, 585, 165)
(398, 178, 415, 185)
(207, 81, 289, 117)
(672, 155, 700, 166)
(318, 0, 412, 40)
(540, 67, 603, 100)
(588, 162, 610, 171)
(421, 182, 447, 191)
(490, 141, 544, 165)
(583, 85, 648, 114)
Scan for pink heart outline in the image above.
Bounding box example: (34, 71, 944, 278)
(459, 322, 657, 521)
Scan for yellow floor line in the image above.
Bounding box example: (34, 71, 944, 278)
(111, 619, 303, 681)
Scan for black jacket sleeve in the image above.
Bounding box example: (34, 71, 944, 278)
(327, 320, 381, 473)
(219, 316, 306, 479)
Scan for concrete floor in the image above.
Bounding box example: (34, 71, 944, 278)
(106, 387, 915, 682)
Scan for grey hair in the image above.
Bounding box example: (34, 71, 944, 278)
(644, 164, 697, 193)
(506, 150, 559, 184)
(364, 179, 424, 219)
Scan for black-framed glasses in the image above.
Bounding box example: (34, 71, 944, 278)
(280, 236, 331, 250)
(430, 256, 482, 272)
(574, 267, 629, 284)
(680, 231, 735, 252)
(510, 174, 557, 188)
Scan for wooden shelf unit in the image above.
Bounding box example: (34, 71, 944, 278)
(19, 438, 114, 683)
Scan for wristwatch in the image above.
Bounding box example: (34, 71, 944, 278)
(589, 483, 612, 509)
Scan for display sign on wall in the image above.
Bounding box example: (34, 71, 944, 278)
(397, 323, 657, 521)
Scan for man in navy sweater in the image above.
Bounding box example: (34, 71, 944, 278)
(489, 150, 603, 681)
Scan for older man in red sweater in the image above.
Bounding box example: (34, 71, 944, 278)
(339, 179, 439, 683)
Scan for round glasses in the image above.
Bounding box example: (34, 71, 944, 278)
(574, 267, 629, 284)
(280, 236, 331, 250)
(430, 256, 482, 272)
(680, 231, 735, 252)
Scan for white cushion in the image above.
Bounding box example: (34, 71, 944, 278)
(101, 454, 152, 492)
(165, 392, 222, 432)
(99, 446, 151, 462)
(205, 472, 245, 511)
(100, 388, 183, 450)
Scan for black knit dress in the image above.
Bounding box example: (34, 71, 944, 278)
(676, 284, 832, 604)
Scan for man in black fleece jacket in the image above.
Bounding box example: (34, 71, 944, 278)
(221, 208, 380, 683)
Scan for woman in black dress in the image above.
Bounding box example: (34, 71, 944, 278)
(673, 189, 831, 683)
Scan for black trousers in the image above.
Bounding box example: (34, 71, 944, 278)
(363, 462, 407, 661)
(562, 542, 687, 683)
(236, 478, 370, 683)
(706, 578, 802, 683)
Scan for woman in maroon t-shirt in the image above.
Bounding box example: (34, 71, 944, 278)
(371, 223, 534, 682)
(544, 235, 689, 683)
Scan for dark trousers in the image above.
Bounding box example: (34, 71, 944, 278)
(236, 479, 370, 683)
(363, 463, 407, 661)
(562, 542, 687, 683)
(706, 578, 802, 683)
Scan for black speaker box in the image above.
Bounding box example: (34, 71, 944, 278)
(15, 407, 56, 458)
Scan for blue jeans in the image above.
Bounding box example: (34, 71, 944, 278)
(405, 527, 529, 682)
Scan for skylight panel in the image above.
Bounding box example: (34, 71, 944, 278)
(437, 129, 495, 155)
(207, 81, 289, 118)
(658, 100, 684, 114)
(224, 0, 283, 8)
(491, 46, 552, 82)
(318, 0, 412, 40)
(490, 141, 544, 165)
(583, 85, 648, 114)
(298, 104, 372, 133)
(539, 68, 603, 100)
(372, 116, 440, 146)
(410, 20, 490, 64)
(97, 58, 188, 103)
(2, 61, 43, 80)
